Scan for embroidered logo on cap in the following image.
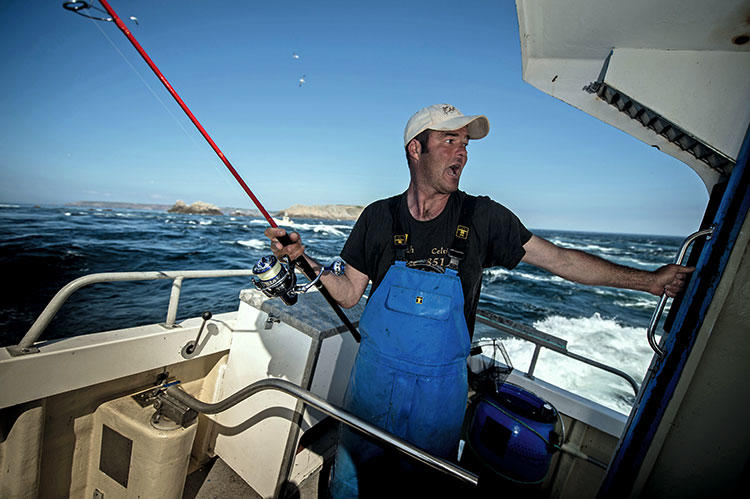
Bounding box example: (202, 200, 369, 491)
(441, 105, 457, 115)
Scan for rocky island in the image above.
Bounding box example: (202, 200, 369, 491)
(168, 200, 223, 215)
(276, 204, 364, 221)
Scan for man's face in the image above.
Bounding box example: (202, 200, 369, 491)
(415, 126, 470, 194)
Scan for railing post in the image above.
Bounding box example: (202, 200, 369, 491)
(164, 277, 184, 328)
(527, 344, 542, 379)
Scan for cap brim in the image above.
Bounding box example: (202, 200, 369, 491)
(429, 115, 490, 140)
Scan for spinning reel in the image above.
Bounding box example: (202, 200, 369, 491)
(252, 255, 345, 306)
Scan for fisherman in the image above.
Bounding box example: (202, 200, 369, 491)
(264, 103, 693, 496)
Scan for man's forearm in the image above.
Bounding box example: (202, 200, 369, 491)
(302, 254, 368, 308)
(553, 249, 657, 293)
(264, 227, 369, 307)
(522, 235, 691, 297)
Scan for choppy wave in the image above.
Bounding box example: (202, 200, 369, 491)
(549, 239, 619, 254)
(614, 297, 660, 309)
(482, 268, 511, 282)
(236, 239, 267, 250)
(610, 256, 658, 268)
(483, 267, 566, 285)
(250, 217, 350, 237)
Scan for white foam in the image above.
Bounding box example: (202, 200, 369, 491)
(483, 268, 510, 282)
(237, 239, 267, 250)
(483, 267, 565, 285)
(250, 218, 348, 237)
(478, 313, 654, 414)
(290, 221, 346, 236)
(0, 204, 20, 208)
(611, 256, 657, 268)
(614, 297, 661, 309)
(592, 287, 620, 297)
(549, 239, 618, 254)
(199, 220, 212, 225)
(516, 271, 565, 284)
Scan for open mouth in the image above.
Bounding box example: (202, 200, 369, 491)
(447, 165, 461, 177)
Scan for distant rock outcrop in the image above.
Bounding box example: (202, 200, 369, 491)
(277, 204, 364, 220)
(168, 200, 223, 215)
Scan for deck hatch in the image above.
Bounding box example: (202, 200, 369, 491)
(99, 424, 132, 488)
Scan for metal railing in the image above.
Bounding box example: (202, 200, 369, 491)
(475, 308, 640, 395)
(646, 226, 715, 357)
(10, 266, 644, 402)
(165, 378, 479, 486)
(9, 269, 254, 355)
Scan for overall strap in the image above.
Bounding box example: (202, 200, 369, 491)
(447, 194, 477, 270)
(389, 195, 410, 261)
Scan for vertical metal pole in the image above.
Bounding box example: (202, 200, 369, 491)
(165, 277, 183, 327)
(527, 345, 542, 378)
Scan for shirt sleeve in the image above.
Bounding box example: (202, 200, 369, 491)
(480, 197, 532, 270)
(340, 203, 377, 277)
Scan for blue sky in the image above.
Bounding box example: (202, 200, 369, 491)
(0, 1, 708, 235)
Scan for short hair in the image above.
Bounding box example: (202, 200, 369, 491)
(405, 129, 431, 165)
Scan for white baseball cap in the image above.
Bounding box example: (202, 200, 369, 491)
(403, 104, 490, 146)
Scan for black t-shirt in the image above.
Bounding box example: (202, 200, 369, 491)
(341, 190, 532, 335)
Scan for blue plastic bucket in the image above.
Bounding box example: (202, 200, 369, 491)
(467, 383, 557, 483)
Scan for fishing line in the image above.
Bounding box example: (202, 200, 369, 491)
(87, 18, 197, 143)
(85, 13, 242, 197)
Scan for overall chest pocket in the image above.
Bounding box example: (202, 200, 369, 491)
(384, 284, 452, 321)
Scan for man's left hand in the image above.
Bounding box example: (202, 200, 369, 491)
(650, 264, 695, 297)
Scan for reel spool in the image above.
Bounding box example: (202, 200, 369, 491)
(252, 255, 299, 306)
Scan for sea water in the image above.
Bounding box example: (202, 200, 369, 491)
(0, 204, 682, 414)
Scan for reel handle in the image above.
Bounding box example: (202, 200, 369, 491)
(277, 234, 361, 343)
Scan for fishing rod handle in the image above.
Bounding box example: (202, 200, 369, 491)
(277, 233, 362, 343)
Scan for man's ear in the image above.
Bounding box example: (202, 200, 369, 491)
(407, 138, 422, 163)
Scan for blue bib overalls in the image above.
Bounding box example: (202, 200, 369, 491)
(329, 261, 471, 497)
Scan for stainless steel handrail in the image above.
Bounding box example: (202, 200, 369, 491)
(476, 309, 640, 395)
(165, 378, 479, 486)
(12, 269, 254, 352)
(646, 226, 715, 357)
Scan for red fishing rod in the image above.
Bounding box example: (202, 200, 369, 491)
(63, 0, 361, 342)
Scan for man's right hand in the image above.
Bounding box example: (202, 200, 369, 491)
(265, 226, 370, 308)
(264, 227, 305, 261)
